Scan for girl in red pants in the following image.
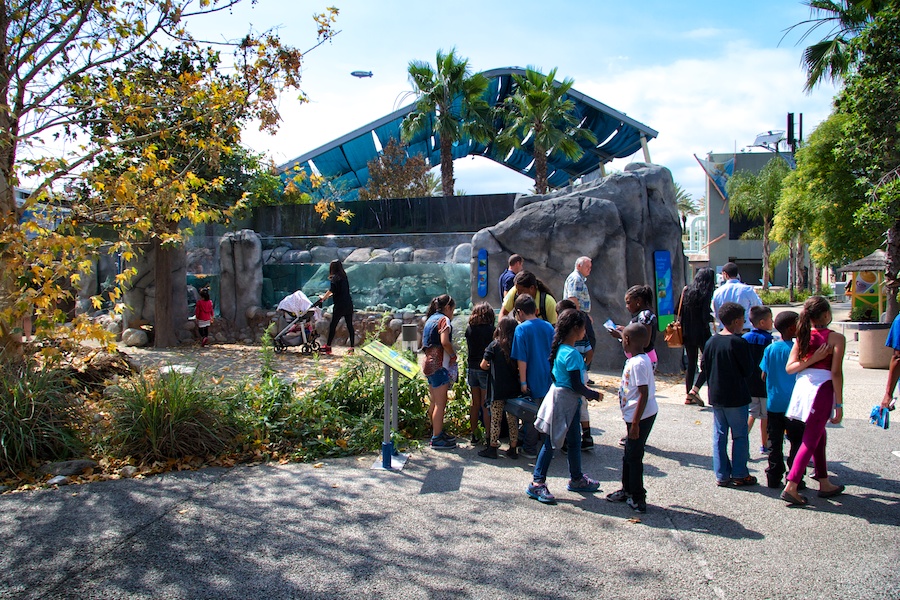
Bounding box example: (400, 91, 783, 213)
(781, 296, 846, 505)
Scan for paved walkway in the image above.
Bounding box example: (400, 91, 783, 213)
(1, 330, 898, 598)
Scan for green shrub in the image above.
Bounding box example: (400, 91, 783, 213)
(850, 306, 876, 322)
(109, 370, 234, 462)
(302, 350, 430, 442)
(758, 289, 813, 306)
(0, 361, 82, 474)
(221, 374, 297, 451)
(444, 348, 472, 434)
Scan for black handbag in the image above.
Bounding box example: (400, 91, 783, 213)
(504, 396, 539, 420)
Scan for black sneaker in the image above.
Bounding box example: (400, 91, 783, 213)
(477, 446, 498, 459)
(436, 431, 456, 442)
(505, 446, 519, 459)
(606, 489, 630, 502)
(581, 434, 594, 450)
(430, 437, 457, 450)
(627, 497, 647, 513)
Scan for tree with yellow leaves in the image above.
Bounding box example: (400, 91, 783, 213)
(0, 1, 339, 351)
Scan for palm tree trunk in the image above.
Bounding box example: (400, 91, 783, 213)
(534, 146, 548, 195)
(440, 137, 454, 197)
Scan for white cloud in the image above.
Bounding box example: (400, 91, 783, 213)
(578, 41, 837, 200)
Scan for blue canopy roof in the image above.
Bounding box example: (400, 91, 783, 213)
(279, 67, 657, 198)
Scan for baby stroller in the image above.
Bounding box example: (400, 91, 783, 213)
(273, 290, 324, 354)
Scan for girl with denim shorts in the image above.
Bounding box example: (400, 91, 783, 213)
(422, 295, 458, 449)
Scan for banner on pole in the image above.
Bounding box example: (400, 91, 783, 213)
(694, 154, 734, 200)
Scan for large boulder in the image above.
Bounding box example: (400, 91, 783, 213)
(472, 163, 685, 371)
(219, 230, 263, 329)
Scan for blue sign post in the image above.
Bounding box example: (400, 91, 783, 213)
(362, 341, 418, 471)
(654, 250, 676, 330)
(476, 248, 488, 298)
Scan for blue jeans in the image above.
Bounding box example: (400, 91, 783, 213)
(532, 405, 583, 483)
(712, 405, 750, 482)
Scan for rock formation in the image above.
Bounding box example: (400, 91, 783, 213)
(219, 230, 264, 330)
(471, 163, 685, 371)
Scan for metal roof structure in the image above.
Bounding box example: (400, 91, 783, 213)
(279, 67, 658, 198)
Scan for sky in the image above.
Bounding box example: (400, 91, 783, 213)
(189, 0, 840, 203)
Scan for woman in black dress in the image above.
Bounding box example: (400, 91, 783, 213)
(322, 259, 355, 353)
(678, 268, 715, 405)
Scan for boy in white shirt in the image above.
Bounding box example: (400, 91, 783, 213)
(607, 323, 659, 514)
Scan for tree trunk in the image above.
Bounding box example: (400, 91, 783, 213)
(761, 222, 771, 290)
(440, 137, 454, 197)
(788, 240, 796, 302)
(886, 219, 900, 321)
(813, 258, 822, 295)
(153, 238, 177, 348)
(534, 145, 548, 195)
(0, 114, 22, 355)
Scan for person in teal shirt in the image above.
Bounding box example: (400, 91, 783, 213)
(526, 308, 602, 504)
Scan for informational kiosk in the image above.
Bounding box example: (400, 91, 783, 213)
(361, 341, 419, 470)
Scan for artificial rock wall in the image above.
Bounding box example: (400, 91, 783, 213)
(471, 163, 686, 371)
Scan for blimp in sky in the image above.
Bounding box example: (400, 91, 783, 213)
(351, 70, 373, 78)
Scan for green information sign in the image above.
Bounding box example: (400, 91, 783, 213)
(361, 341, 420, 380)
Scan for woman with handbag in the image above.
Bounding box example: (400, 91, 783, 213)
(679, 268, 716, 406)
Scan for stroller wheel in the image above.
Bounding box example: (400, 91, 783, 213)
(300, 344, 312, 354)
(309, 340, 321, 352)
(274, 341, 286, 354)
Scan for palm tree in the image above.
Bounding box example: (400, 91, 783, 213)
(786, 0, 887, 92)
(726, 157, 792, 290)
(674, 182, 700, 230)
(401, 49, 492, 198)
(495, 67, 597, 194)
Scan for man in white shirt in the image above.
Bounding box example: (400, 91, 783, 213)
(563, 256, 592, 312)
(712, 262, 762, 331)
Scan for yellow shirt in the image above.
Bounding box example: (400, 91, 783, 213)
(501, 288, 558, 325)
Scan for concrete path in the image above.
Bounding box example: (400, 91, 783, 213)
(1, 345, 898, 598)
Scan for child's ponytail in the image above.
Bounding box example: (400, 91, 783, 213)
(426, 294, 454, 318)
(797, 295, 832, 358)
(796, 309, 812, 359)
(549, 309, 584, 368)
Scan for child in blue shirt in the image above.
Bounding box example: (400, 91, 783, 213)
(760, 310, 806, 489)
(526, 309, 602, 504)
(743, 305, 774, 454)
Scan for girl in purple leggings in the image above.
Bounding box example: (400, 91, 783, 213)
(781, 296, 846, 506)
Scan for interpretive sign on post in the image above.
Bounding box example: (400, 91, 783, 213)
(654, 250, 675, 330)
(361, 341, 418, 470)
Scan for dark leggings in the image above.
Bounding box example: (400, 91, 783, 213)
(684, 342, 703, 393)
(327, 306, 355, 347)
(199, 326, 209, 338)
(623, 413, 656, 502)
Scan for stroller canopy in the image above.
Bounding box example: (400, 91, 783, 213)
(277, 290, 313, 315)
